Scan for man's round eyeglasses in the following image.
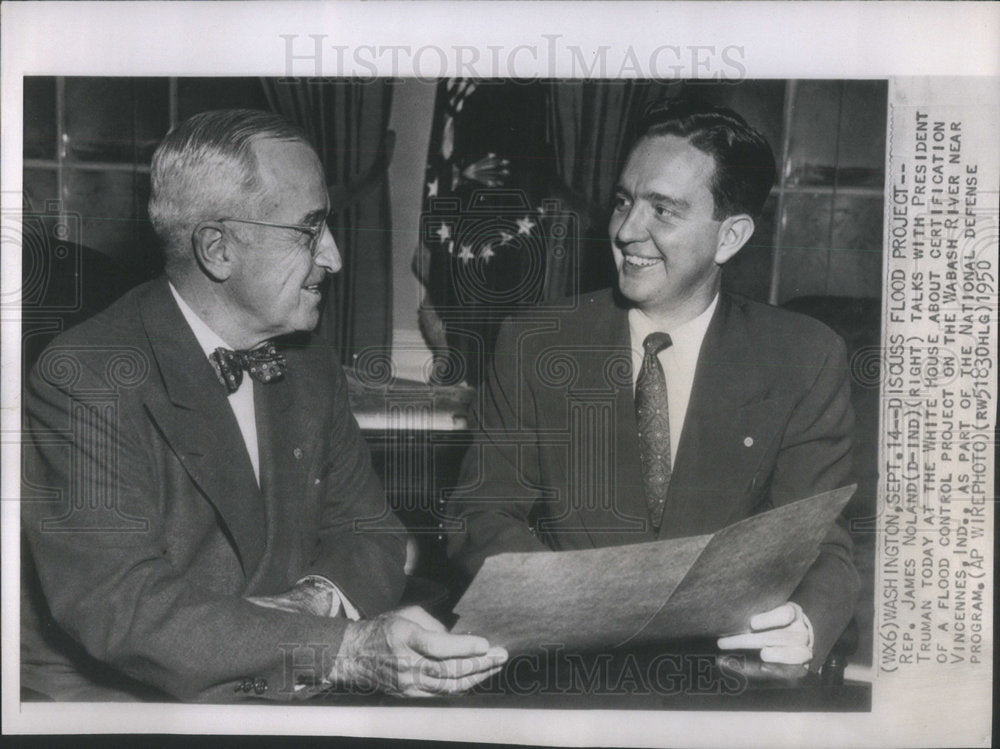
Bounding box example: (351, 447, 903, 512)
(217, 216, 327, 256)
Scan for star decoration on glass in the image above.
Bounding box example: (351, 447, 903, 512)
(516, 216, 536, 235)
(479, 243, 496, 262)
(457, 244, 475, 263)
(498, 230, 514, 244)
(426, 177, 439, 197)
(435, 223, 452, 242)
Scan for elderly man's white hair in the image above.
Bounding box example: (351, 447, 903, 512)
(148, 109, 313, 270)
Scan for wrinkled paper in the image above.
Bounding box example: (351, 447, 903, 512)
(452, 485, 856, 653)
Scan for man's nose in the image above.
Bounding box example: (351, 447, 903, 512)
(314, 225, 343, 273)
(612, 205, 647, 246)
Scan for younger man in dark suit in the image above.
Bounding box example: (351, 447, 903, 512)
(21, 109, 506, 701)
(447, 99, 858, 673)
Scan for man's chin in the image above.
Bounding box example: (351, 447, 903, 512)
(285, 310, 321, 336)
(617, 274, 654, 307)
(300, 314, 321, 333)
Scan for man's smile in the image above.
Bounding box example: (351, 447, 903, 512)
(622, 254, 663, 269)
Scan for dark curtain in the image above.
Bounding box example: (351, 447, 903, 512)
(261, 78, 395, 364)
(544, 80, 683, 298)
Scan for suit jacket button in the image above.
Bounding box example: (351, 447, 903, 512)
(254, 678, 268, 694)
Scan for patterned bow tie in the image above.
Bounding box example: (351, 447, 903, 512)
(209, 342, 286, 394)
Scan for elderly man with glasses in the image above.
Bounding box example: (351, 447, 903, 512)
(21, 109, 506, 702)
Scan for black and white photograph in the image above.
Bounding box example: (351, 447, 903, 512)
(16, 73, 884, 705)
(2, 3, 996, 747)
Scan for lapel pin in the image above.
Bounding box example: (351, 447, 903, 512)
(743, 437, 754, 447)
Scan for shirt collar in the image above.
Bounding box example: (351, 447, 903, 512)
(629, 294, 719, 360)
(168, 281, 235, 358)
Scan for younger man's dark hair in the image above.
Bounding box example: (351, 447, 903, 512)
(633, 98, 776, 220)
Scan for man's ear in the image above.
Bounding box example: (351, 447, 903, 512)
(714, 214, 756, 265)
(192, 221, 233, 281)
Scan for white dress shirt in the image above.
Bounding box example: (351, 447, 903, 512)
(628, 294, 719, 465)
(168, 283, 358, 620)
(169, 283, 261, 484)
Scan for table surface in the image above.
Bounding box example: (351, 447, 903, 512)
(314, 645, 872, 712)
(313, 682, 872, 712)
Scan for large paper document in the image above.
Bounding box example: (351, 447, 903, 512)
(452, 485, 856, 653)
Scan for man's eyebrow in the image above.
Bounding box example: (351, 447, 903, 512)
(641, 191, 690, 211)
(300, 206, 330, 225)
(613, 186, 691, 212)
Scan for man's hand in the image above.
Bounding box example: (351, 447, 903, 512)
(717, 602, 814, 666)
(246, 577, 338, 618)
(330, 605, 508, 697)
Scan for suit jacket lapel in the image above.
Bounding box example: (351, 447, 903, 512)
(139, 279, 267, 578)
(657, 294, 771, 539)
(608, 305, 654, 541)
(564, 294, 652, 545)
(250, 359, 323, 591)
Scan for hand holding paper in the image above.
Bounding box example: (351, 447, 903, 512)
(451, 487, 854, 658)
(717, 602, 814, 665)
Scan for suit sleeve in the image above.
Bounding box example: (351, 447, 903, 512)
(302, 363, 407, 616)
(774, 332, 860, 671)
(446, 317, 548, 580)
(22, 358, 349, 702)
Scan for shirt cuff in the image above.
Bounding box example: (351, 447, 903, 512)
(800, 606, 815, 653)
(296, 575, 361, 620)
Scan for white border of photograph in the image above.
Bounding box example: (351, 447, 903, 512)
(3, 2, 997, 747)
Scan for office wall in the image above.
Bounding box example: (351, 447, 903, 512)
(22, 78, 887, 356)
